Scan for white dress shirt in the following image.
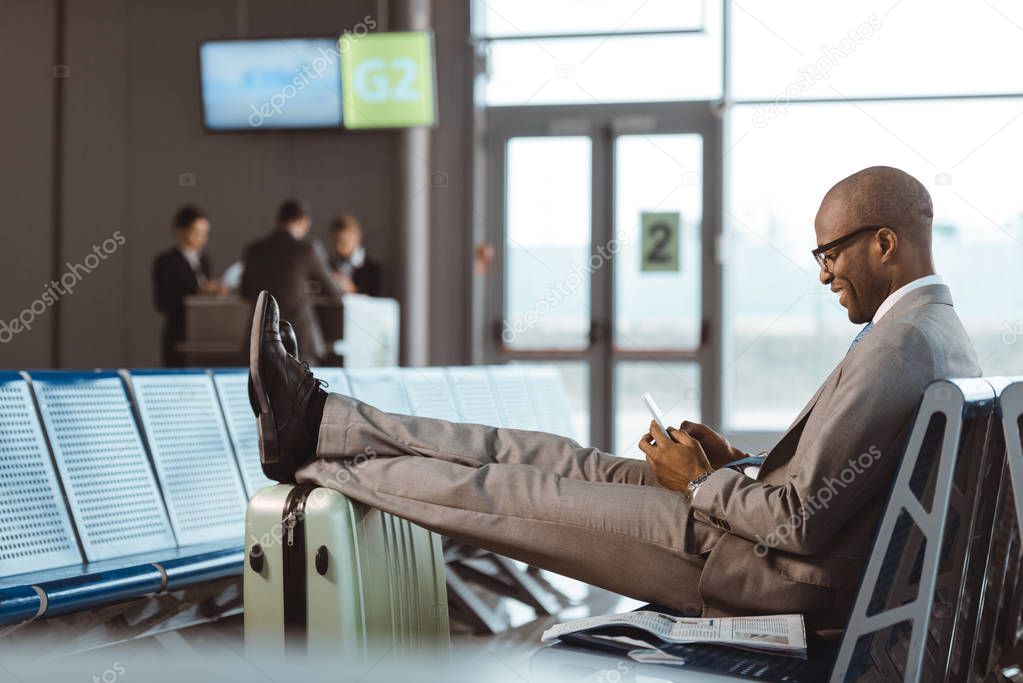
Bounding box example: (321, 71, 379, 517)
(178, 247, 207, 287)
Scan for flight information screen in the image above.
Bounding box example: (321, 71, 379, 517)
(199, 38, 343, 131)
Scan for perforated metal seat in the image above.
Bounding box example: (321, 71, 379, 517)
(211, 368, 275, 497)
(310, 367, 351, 397)
(521, 364, 577, 441)
(401, 367, 460, 421)
(347, 368, 412, 414)
(0, 371, 80, 580)
(126, 370, 247, 546)
(447, 366, 503, 426)
(28, 371, 176, 563)
(487, 365, 540, 431)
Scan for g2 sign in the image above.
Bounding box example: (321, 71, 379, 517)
(340, 32, 436, 129)
(353, 58, 419, 103)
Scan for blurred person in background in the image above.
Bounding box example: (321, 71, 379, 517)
(241, 199, 342, 363)
(152, 205, 224, 367)
(327, 214, 381, 296)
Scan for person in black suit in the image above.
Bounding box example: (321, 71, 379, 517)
(327, 214, 382, 297)
(152, 206, 224, 367)
(241, 199, 342, 363)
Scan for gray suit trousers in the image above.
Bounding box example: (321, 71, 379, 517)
(295, 394, 706, 612)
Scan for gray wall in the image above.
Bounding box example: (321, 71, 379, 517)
(0, 0, 474, 369)
(0, 0, 57, 368)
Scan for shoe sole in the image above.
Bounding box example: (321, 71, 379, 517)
(249, 291, 281, 473)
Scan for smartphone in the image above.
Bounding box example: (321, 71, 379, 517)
(641, 392, 671, 441)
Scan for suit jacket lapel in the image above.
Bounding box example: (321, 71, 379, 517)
(757, 361, 845, 478)
(790, 359, 845, 431)
(756, 283, 952, 479)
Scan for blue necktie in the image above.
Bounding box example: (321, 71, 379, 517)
(848, 322, 874, 352)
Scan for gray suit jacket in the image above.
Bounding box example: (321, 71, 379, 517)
(685, 284, 980, 632)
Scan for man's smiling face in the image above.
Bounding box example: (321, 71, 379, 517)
(814, 197, 889, 325)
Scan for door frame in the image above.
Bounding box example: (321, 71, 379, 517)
(476, 101, 723, 450)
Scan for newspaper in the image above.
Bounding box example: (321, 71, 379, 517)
(541, 611, 807, 659)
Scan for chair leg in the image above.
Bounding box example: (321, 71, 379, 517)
(444, 567, 509, 635)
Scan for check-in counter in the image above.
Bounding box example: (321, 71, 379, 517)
(178, 294, 398, 367)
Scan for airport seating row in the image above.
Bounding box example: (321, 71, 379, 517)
(4, 366, 1023, 681)
(0, 364, 576, 629)
(536, 377, 1023, 682)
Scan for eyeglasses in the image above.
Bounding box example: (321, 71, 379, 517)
(811, 225, 884, 272)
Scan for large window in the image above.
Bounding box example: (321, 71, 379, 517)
(730, 0, 1023, 99)
(477, 0, 721, 105)
(724, 0, 1023, 429)
(726, 99, 1023, 427)
(476, 0, 1023, 437)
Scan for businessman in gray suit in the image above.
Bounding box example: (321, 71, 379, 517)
(248, 166, 980, 632)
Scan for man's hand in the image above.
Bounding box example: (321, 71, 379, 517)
(638, 421, 713, 493)
(332, 272, 358, 294)
(678, 421, 744, 470)
(199, 279, 228, 296)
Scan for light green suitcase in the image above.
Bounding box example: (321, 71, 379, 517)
(243, 484, 450, 661)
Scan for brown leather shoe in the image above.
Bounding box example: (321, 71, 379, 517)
(248, 291, 322, 483)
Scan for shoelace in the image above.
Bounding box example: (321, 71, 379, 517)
(295, 358, 329, 391)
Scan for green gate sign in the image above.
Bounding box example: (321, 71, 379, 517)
(339, 31, 436, 129)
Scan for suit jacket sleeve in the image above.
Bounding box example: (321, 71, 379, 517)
(690, 322, 936, 555)
(307, 241, 344, 299)
(153, 253, 196, 315)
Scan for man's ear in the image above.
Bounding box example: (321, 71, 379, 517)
(877, 227, 898, 263)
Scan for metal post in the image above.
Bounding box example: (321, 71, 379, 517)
(396, 0, 431, 366)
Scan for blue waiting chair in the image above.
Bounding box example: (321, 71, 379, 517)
(0, 370, 243, 630)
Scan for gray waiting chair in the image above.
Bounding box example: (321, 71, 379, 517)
(537, 377, 1013, 682)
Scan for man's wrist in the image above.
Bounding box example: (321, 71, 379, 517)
(686, 470, 714, 497)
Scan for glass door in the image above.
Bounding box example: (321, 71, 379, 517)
(482, 103, 722, 452)
(611, 133, 705, 455)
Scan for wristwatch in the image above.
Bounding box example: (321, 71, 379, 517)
(687, 471, 713, 497)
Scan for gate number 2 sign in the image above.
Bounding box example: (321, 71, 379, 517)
(640, 212, 681, 273)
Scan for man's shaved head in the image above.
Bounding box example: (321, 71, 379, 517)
(814, 166, 937, 324)
(820, 166, 934, 247)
